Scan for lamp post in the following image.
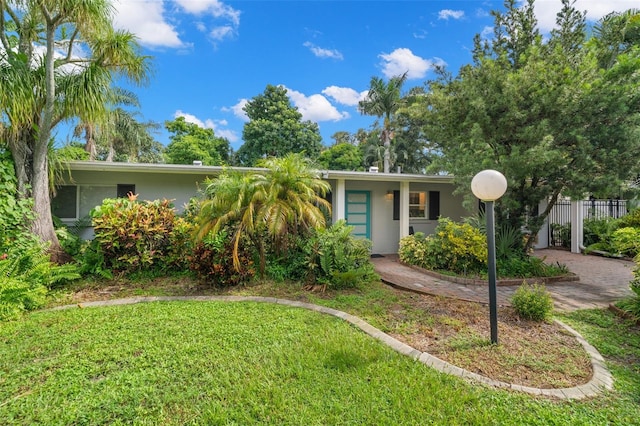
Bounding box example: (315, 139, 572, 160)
(471, 170, 507, 345)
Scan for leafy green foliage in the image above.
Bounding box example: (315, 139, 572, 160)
(1, 0, 151, 256)
(91, 198, 178, 272)
(583, 216, 619, 246)
(495, 225, 524, 260)
(511, 283, 554, 321)
(611, 227, 640, 258)
(497, 256, 568, 279)
(304, 220, 378, 289)
(317, 143, 363, 171)
(0, 246, 79, 320)
(617, 208, 640, 228)
(197, 153, 331, 276)
(0, 151, 36, 254)
(189, 228, 255, 286)
(413, 0, 640, 252)
(617, 258, 640, 319)
(236, 85, 323, 166)
(164, 116, 229, 165)
(400, 218, 487, 275)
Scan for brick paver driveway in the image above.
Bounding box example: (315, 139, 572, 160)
(372, 249, 635, 312)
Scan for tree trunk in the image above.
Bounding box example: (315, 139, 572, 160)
(28, 13, 64, 262)
(31, 138, 65, 262)
(382, 129, 390, 173)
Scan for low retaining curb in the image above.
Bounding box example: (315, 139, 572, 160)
(401, 262, 579, 286)
(49, 296, 612, 400)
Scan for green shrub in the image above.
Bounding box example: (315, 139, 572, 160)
(583, 217, 619, 247)
(399, 218, 487, 275)
(0, 246, 80, 321)
(611, 227, 640, 258)
(91, 198, 178, 272)
(189, 228, 255, 286)
(0, 151, 37, 255)
(497, 256, 568, 278)
(398, 232, 430, 269)
(617, 208, 640, 228)
(511, 283, 554, 321)
(304, 220, 378, 289)
(617, 256, 640, 320)
(495, 226, 524, 260)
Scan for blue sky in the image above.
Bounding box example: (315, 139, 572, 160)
(68, 0, 637, 151)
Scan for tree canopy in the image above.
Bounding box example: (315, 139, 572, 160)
(0, 0, 151, 259)
(318, 143, 363, 171)
(411, 0, 640, 249)
(236, 85, 323, 166)
(358, 73, 408, 173)
(164, 117, 230, 166)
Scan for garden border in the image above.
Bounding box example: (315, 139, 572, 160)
(48, 296, 612, 400)
(400, 262, 579, 286)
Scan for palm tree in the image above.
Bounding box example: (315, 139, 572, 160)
(0, 1, 151, 261)
(197, 153, 331, 276)
(358, 72, 408, 173)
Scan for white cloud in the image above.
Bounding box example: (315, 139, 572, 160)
(284, 87, 350, 122)
(174, 110, 239, 142)
(533, 0, 639, 32)
(321, 86, 367, 106)
(210, 26, 234, 41)
(438, 9, 465, 20)
(113, 1, 184, 48)
(413, 29, 428, 39)
(112, 1, 241, 48)
(227, 99, 249, 121)
(378, 48, 445, 79)
(303, 42, 344, 60)
(174, 0, 241, 25)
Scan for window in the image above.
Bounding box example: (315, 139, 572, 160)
(117, 184, 136, 198)
(52, 185, 116, 222)
(393, 190, 440, 220)
(409, 192, 427, 218)
(51, 185, 78, 219)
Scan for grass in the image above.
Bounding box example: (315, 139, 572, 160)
(1, 277, 639, 424)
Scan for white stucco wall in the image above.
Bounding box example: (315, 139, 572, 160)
(328, 179, 468, 255)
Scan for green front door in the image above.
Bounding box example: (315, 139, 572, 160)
(345, 191, 370, 239)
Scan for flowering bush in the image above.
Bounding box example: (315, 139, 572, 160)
(399, 218, 487, 275)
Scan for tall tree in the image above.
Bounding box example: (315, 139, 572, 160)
(318, 142, 362, 171)
(74, 89, 160, 162)
(358, 72, 408, 173)
(0, 0, 150, 260)
(237, 85, 323, 166)
(164, 117, 229, 166)
(416, 0, 640, 251)
(197, 153, 330, 275)
(592, 8, 640, 69)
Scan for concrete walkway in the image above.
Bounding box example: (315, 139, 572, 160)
(372, 249, 636, 312)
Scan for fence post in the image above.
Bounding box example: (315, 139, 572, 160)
(570, 200, 583, 253)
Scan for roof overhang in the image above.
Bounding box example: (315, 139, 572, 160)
(65, 161, 455, 184)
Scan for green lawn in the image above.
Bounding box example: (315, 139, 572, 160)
(1, 300, 639, 425)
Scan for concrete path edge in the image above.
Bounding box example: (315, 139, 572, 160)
(48, 296, 613, 400)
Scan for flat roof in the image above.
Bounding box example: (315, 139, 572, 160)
(66, 161, 455, 184)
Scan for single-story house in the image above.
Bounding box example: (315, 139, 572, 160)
(53, 161, 474, 254)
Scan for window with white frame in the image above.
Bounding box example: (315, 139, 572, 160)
(52, 185, 116, 221)
(409, 191, 427, 218)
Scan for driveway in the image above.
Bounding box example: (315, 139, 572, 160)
(372, 249, 636, 312)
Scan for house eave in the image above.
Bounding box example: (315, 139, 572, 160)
(64, 161, 454, 183)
